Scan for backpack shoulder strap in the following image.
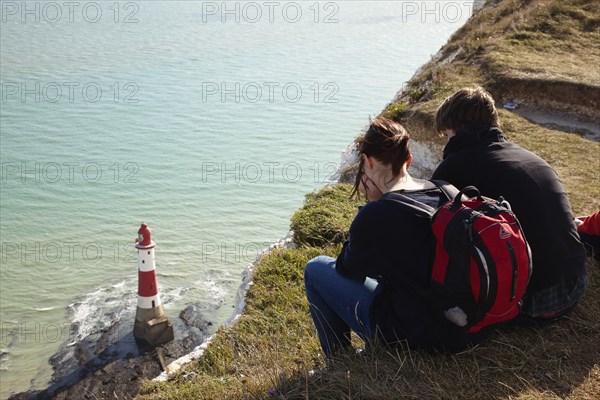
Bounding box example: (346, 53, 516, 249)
(382, 181, 461, 218)
(430, 179, 460, 202)
(383, 191, 436, 218)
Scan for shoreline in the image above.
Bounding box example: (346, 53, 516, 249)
(8, 303, 213, 400)
(0, 3, 486, 398)
(11, 1, 600, 397)
(7, 236, 296, 400)
(8, 147, 353, 398)
(8, 84, 461, 400)
(136, 0, 600, 397)
(152, 139, 373, 381)
(154, 233, 296, 382)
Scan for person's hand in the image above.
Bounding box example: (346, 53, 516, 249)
(359, 174, 383, 201)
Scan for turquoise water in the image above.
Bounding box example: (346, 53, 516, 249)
(0, 1, 472, 397)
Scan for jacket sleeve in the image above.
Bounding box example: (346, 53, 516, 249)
(578, 211, 600, 235)
(336, 204, 380, 280)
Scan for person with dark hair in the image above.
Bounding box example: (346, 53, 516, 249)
(432, 86, 588, 325)
(304, 118, 484, 358)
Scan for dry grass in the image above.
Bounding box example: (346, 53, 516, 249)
(138, 0, 599, 398)
(139, 237, 599, 400)
(384, 0, 599, 212)
(484, 0, 600, 85)
(499, 110, 600, 214)
(138, 186, 600, 400)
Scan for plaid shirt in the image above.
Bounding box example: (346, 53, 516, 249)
(520, 274, 588, 318)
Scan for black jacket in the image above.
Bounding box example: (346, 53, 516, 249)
(336, 188, 483, 350)
(432, 125, 587, 316)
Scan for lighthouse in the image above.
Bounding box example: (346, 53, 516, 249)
(133, 223, 174, 346)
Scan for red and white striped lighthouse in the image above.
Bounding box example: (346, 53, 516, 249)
(133, 223, 174, 345)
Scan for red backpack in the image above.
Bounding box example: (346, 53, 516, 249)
(391, 181, 532, 333)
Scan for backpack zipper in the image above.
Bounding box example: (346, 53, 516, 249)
(507, 241, 518, 301)
(473, 245, 490, 302)
(477, 221, 518, 236)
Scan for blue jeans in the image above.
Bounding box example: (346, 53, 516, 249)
(304, 256, 381, 357)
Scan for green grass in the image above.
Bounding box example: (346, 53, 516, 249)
(290, 185, 363, 247)
(138, 0, 600, 398)
(139, 185, 599, 400)
(139, 246, 342, 400)
(381, 101, 409, 121)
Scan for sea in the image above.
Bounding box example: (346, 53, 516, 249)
(0, 1, 475, 397)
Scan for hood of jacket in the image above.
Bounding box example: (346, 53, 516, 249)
(443, 125, 507, 159)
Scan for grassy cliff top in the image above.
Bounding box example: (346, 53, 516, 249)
(138, 1, 600, 399)
(384, 0, 599, 214)
(443, 0, 599, 85)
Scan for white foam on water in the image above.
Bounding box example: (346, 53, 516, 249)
(112, 281, 125, 289)
(0, 2, 476, 396)
(154, 235, 294, 381)
(65, 277, 196, 345)
(0, 348, 11, 370)
(198, 279, 228, 301)
(67, 280, 136, 343)
(157, 271, 188, 278)
(26, 306, 56, 312)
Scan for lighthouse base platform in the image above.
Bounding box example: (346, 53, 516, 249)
(134, 306, 174, 346)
